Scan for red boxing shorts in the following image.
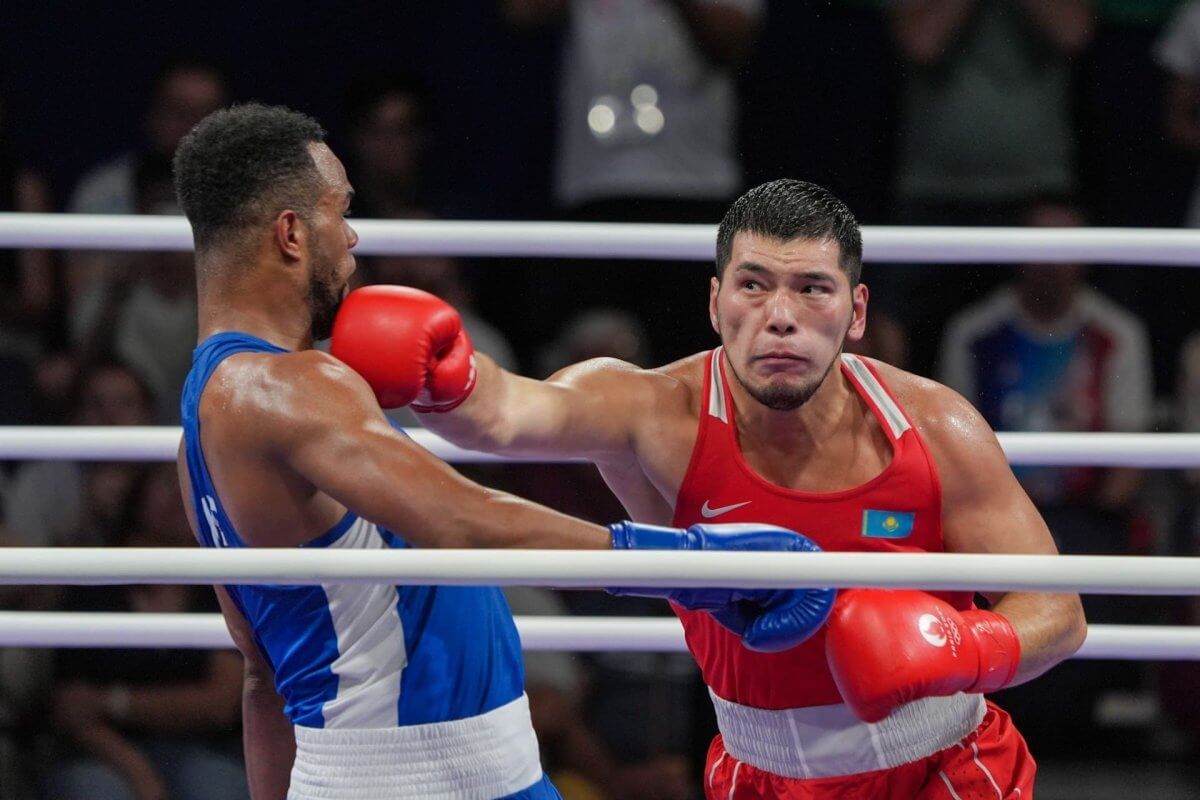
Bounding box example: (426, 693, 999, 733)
(704, 702, 1035, 799)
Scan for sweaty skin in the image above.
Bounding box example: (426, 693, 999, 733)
(177, 142, 610, 800)
(421, 231, 1087, 688)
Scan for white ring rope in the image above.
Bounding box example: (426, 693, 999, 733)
(0, 548, 1197, 595)
(1, 427, 1197, 467)
(0, 612, 1190, 660)
(2, 213, 1200, 265)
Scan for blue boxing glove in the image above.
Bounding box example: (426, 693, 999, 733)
(608, 521, 836, 653)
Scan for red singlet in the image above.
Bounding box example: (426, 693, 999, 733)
(672, 349, 975, 710)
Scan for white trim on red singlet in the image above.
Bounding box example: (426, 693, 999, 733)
(709, 347, 729, 423)
(841, 353, 911, 439)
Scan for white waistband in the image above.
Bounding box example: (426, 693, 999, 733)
(710, 690, 986, 779)
(288, 693, 543, 800)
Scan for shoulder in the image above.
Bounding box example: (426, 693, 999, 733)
(864, 357, 996, 458)
(551, 351, 705, 412)
(202, 349, 378, 442)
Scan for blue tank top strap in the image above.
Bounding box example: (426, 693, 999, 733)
(181, 332, 296, 550)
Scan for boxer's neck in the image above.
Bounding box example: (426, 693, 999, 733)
(728, 358, 856, 454)
(196, 249, 314, 352)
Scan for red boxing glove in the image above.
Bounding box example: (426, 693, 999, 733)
(331, 286, 477, 411)
(825, 589, 1020, 723)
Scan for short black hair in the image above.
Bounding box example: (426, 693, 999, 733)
(173, 103, 327, 249)
(716, 179, 862, 284)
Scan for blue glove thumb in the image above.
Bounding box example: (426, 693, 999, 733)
(740, 586, 837, 653)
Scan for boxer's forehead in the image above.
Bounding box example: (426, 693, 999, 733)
(727, 231, 844, 282)
(307, 142, 352, 195)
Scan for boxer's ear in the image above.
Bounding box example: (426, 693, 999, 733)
(274, 209, 305, 263)
(709, 277, 721, 335)
(847, 283, 868, 343)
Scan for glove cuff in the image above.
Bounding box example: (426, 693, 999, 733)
(608, 521, 691, 550)
(962, 609, 1021, 693)
(411, 368, 478, 413)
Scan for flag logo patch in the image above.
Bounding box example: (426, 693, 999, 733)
(862, 509, 915, 539)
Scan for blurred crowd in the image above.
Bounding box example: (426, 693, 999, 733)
(2, 1, 1200, 797)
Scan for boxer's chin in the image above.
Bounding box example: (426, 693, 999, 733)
(746, 378, 822, 411)
(308, 274, 344, 342)
(732, 357, 838, 411)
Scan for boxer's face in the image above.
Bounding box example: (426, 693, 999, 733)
(710, 232, 866, 411)
(305, 143, 359, 340)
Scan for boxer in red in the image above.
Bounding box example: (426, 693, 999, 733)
(333, 179, 1087, 798)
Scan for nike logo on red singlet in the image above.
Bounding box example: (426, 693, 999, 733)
(700, 500, 752, 518)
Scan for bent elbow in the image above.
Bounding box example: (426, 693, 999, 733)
(1056, 596, 1088, 660)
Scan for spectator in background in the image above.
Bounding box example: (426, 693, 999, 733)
(70, 160, 197, 422)
(343, 72, 516, 378)
(367, 252, 518, 373)
(343, 72, 433, 219)
(3, 359, 156, 549)
(66, 58, 228, 303)
(937, 200, 1153, 753)
(1161, 331, 1200, 752)
(536, 307, 650, 377)
(362, 252, 520, 433)
(0, 86, 55, 429)
(875, 0, 1094, 368)
(68, 57, 228, 217)
(890, 0, 1093, 225)
(504, 0, 762, 217)
(937, 201, 1151, 512)
(1157, 1, 1200, 227)
(843, 308, 910, 371)
(503, 0, 764, 362)
(47, 464, 248, 800)
(343, 81, 519, 404)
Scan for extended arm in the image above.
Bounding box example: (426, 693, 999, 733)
(215, 586, 294, 800)
(330, 285, 661, 464)
(425, 353, 665, 462)
(925, 386, 1086, 684)
(277, 354, 613, 550)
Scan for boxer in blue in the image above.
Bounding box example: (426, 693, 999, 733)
(171, 103, 833, 800)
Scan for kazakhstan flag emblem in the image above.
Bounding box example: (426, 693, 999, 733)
(861, 509, 915, 539)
